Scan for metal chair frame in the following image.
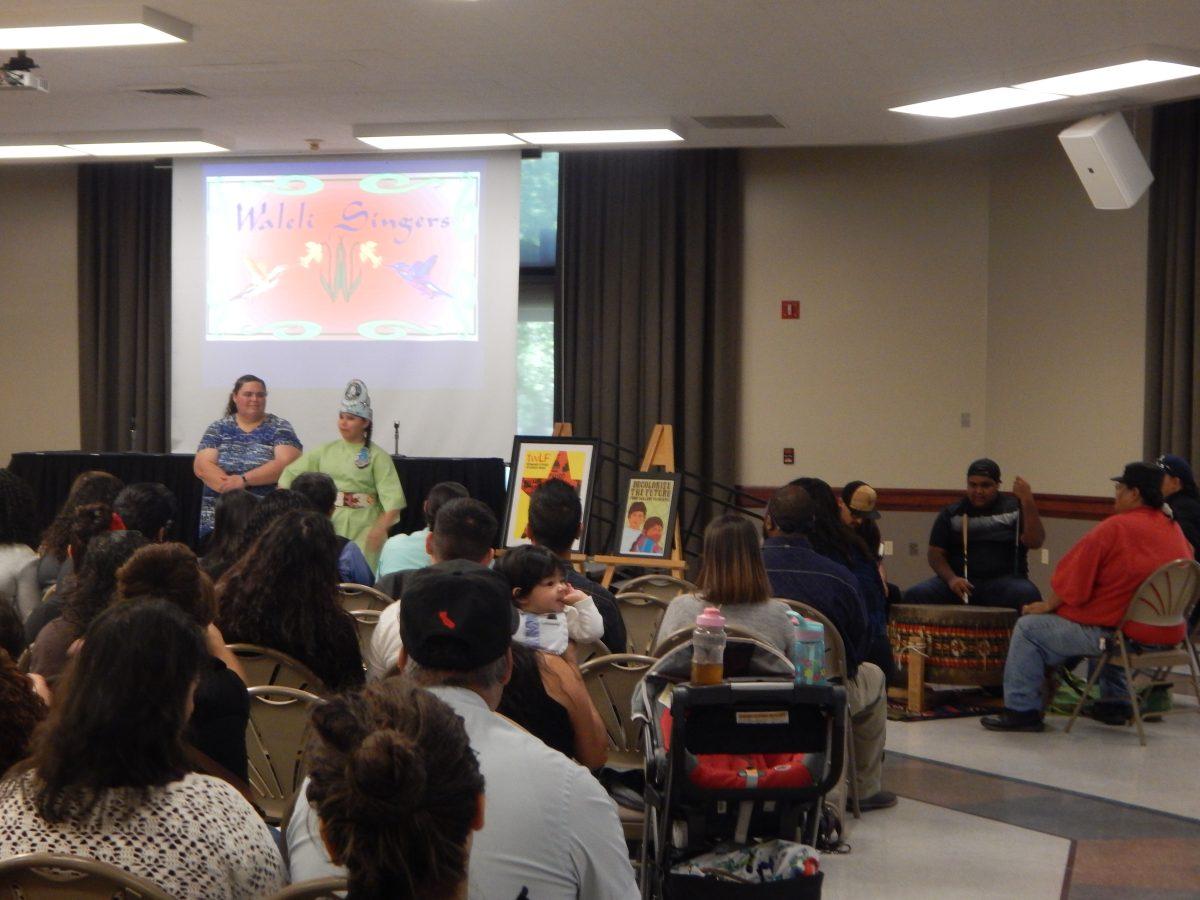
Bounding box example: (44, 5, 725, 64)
(0, 852, 173, 899)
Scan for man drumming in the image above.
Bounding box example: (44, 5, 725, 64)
(905, 458, 1045, 612)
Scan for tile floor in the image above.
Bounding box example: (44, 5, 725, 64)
(822, 690, 1200, 898)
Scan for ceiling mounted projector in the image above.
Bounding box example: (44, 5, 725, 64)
(0, 51, 47, 92)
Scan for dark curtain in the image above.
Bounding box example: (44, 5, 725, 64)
(1144, 100, 1200, 459)
(556, 149, 742, 555)
(77, 162, 172, 451)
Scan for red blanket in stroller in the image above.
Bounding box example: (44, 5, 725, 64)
(660, 708, 815, 790)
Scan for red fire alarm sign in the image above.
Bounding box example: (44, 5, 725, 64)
(781, 300, 800, 319)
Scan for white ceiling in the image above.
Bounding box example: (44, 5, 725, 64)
(3, 0, 1200, 156)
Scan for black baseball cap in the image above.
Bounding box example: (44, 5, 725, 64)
(399, 560, 517, 670)
(966, 458, 1001, 482)
(1157, 454, 1197, 489)
(1111, 462, 1162, 495)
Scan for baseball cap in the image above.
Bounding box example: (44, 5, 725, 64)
(400, 560, 517, 670)
(1111, 462, 1162, 496)
(1157, 454, 1196, 489)
(841, 481, 881, 520)
(966, 458, 1001, 482)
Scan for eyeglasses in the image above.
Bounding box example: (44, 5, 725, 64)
(238, 391, 267, 399)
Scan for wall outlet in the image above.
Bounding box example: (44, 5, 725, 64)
(881, 540, 893, 557)
(960, 412, 971, 428)
(908, 542, 920, 556)
(1040, 548, 1050, 565)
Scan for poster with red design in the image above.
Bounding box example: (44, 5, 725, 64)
(205, 164, 480, 341)
(502, 437, 600, 551)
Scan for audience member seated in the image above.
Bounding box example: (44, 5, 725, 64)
(35, 469, 123, 591)
(117, 543, 250, 781)
(235, 487, 312, 557)
(113, 481, 179, 543)
(762, 483, 895, 812)
(290, 471, 375, 585)
(0, 599, 285, 898)
(841, 480, 905, 625)
(905, 458, 1045, 611)
(29, 530, 149, 684)
(658, 513, 795, 653)
(527, 478, 626, 653)
(0, 598, 52, 716)
(377, 480, 470, 578)
(217, 509, 365, 691)
(1158, 454, 1200, 631)
(498, 544, 604, 657)
(0, 469, 39, 623)
(794, 477, 894, 677)
(0, 642, 47, 776)
(983, 462, 1193, 732)
(367, 498, 497, 680)
(304, 679, 485, 898)
(199, 489, 259, 582)
(288, 561, 638, 898)
(25, 502, 121, 647)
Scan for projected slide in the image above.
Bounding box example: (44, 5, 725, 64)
(205, 163, 480, 341)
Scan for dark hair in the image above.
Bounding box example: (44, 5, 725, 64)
(766, 483, 815, 536)
(424, 482, 470, 529)
(241, 488, 314, 547)
(786, 477, 870, 564)
(0, 649, 47, 776)
(527, 479, 581, 554)
(118, 543, 216, 627)
(201, 489, 260, 581)
(306, 680, 483, 900)
(113, 483, 177, 541)
(495, 544, 563, 601)
(62, 531, 150, 630)
(429, 499, 496, 563)
(217, 510, 363, 691)
(39, 471, 123, 560)
(1137, 481, 1166, 509)
(225, 374, 266, 417)
(850, 516, 882, 561)
(627, 502, 647, 518)
(291, 472, 338, 515)
(364, 420, 374, 447)
(0, 470, 36, 548)
(642, 516, 664, 533)
(22, 599, 205, 821)
(696, 514, 771, 606)
(0, 600, 24, 661)
(64, 502, 117, 566)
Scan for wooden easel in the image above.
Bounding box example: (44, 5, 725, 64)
(592, 423, 688, 587)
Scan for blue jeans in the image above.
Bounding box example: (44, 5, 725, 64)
(1003, 613, 1127, 713)
(905, 575, 1041, 612)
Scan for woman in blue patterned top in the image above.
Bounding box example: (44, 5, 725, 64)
(193, 375, 302, 536)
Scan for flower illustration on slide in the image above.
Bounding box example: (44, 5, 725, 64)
(228, 257, 287, 301)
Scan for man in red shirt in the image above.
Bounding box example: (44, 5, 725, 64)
(982, 462, 1193, 732)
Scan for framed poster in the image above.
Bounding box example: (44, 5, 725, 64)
(611, 471, 682, 558)
(502, 436, 600, 551)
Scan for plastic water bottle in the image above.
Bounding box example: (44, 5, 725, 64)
(796, 618, 826, 685)
(691, 606, 727, 685)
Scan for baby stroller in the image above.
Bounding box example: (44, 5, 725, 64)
(632, 636, 846, 899)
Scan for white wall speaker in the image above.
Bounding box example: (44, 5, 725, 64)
(1058, 112, 1153, 210)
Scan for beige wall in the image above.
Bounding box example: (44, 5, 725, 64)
(0, 166, 79, 466)
(738, 145, 991, 490)
(738, 123, 1149, 497)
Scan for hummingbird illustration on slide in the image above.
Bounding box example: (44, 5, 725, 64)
(387, 254, 452, 299)
(228, 257, 287, 301)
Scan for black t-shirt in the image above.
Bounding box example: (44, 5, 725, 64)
(1167, 492, 1200, 557)
(929, 494, 1027, 580)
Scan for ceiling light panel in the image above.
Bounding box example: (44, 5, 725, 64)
(513, 128, 684, 145)
(65, 140, 228, 156)
(890, 87, 1065, 118)
(1015, 60, 1200, 96)
(0, 7, 191, 48)
(0, 145, 87, 159)
(357, 133, 526, 150)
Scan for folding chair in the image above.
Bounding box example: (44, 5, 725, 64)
(0, 852, 172, 899)
(245, 685, 326, 824)
(617, 575, 698, 604)
(1065, 558, 1200, 745)
(580, 653, 658, 770)
(228, 643, 327, 694)
(348, 608, 381, 665)
(651, 624, 761, 657)
(777, 598, 861, 819)
(574, 638, 611, 665)
(617, 592, 673, 655)
(337, 583, 393, 612)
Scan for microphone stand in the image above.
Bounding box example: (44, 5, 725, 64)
(393, 421, 400, 457)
